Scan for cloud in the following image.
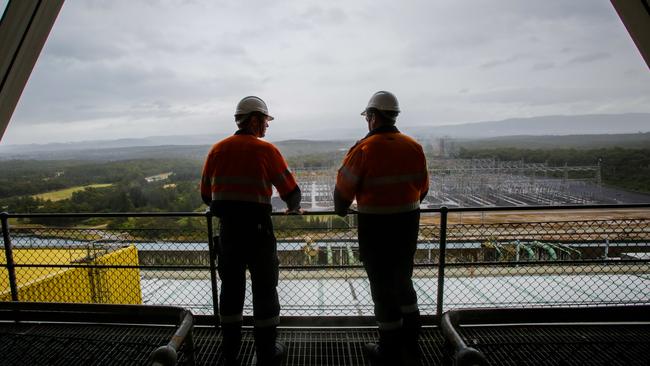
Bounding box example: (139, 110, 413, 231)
(568, 52, 611, 64)
(466, 83, 650, 107)
(531, 62, 556, 71)
(212, 43, 248, 57)
(300, 6, 347, 26)
(481, 54, 527, 69)
(466, 87, 589, 106)
(486, 1, 614, 21)
(3, 0, 650, 145)
(45, 37, 125, 62)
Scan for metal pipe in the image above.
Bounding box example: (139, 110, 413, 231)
(1, 212, 19, 301)
(520, 243, 536, 261)
(440, 311, 488, 366)
(515, 240, 520, 262)
(436, 206, 448, 322)
(346, 244, 357, 265)
(547, 242, 581, 259)
(148, 310, 196, 366)
(326, 243, 333, 265)
(205, 210, 220, 328)
(491, 241, 503, 261)
(532, 241, 557, 261)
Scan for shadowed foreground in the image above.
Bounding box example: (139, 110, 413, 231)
(1, 322, 649, 365)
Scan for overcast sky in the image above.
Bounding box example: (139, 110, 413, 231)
(2, 0, 649, 145)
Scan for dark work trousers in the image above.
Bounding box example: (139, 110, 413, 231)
(217, 215, 280, 327)
(358, 210, 420, 330)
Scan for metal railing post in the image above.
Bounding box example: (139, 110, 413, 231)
(205, 210, 220, 328)
(436, 207, 448, 322)
(1, 212, 19, 301)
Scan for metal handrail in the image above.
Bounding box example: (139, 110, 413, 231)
(0, 202, 648, 218)
(0, 301, 195, 366)
(441, 310, 488, 366)
(440, 305, 650, 366)
(150, 310, 195, 366)
(1, 203, 649, 327)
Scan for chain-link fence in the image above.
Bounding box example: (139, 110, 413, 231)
(434, 210, 650, 311)
(1, 206, 649, 320)
(0, 214, 215, 316)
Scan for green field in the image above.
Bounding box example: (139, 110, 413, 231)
(33, 184, 113, 202)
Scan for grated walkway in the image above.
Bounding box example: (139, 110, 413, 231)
(190, 327, 446, 366)
(460, 324, 650, 366)
(1, 323, 649, 365)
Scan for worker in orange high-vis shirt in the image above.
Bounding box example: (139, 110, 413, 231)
(200, 96, 301, 366)
(334, 91, 428, 366)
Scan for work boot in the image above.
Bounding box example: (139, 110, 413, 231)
(253, 326, 286, 366)
(363, 343, 381, 365)
(221, 323, 242, 366)
(363, 329, 401, 366)
(401, 311, 422, 366)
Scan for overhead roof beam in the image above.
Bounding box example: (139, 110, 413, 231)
(0, 0, 64, 142)
(611, 0, 650, 68)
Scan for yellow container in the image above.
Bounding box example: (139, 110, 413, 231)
(0, 245, 142, 304)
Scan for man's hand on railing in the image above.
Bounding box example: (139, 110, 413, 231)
(285, 208, 304, 215)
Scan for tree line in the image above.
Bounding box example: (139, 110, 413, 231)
(0, 158, 202, 199)
(2, 147, 648, 228)
(0, 159, 205, 227)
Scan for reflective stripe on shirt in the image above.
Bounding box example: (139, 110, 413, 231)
(357, 201, 420, 214)
(400, 303, 419, 314)
(212, 191, 272, 205)
(211, 176, 272, 190)
(377, 319, 403, 330)
(220, 312, 243, 324)
(339, 165, 360, 184)
(363, 172, 427, 187)
(254, 315, 280, 327)
(271, 168, 292, 186)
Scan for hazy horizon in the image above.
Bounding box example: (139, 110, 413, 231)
(1, 112, 648, 148)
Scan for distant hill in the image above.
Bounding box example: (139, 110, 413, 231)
(0, 145, 210, 161)
(405, 113, 649, 139)
(0, 135, 354, 158)
(0, 140, 354, 161)
(2, 132, 645, 162)
(274, 140, 353, 157)
(0, 113, 647, 158)
(0, 135, 220, 155)
(457, 132, 650, 150)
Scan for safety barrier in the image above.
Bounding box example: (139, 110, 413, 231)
(0, 301, 195, 365)
(440, 305, 650, 365)
(1, 204, 649, 326)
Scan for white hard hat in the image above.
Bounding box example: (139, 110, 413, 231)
(361, 91, 400, 116)
(235, 96, 274, 120)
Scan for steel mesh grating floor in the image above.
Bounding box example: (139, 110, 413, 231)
(0, 323, 176, 365)
(191, 327, 446, 366)
(2, 322, 649, 365)
(460, 324, 650, 366)
(0, 324, 445, 366)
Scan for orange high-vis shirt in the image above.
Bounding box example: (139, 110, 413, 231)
(336, 128, 428, 214)
(200, 133, 298, 206)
